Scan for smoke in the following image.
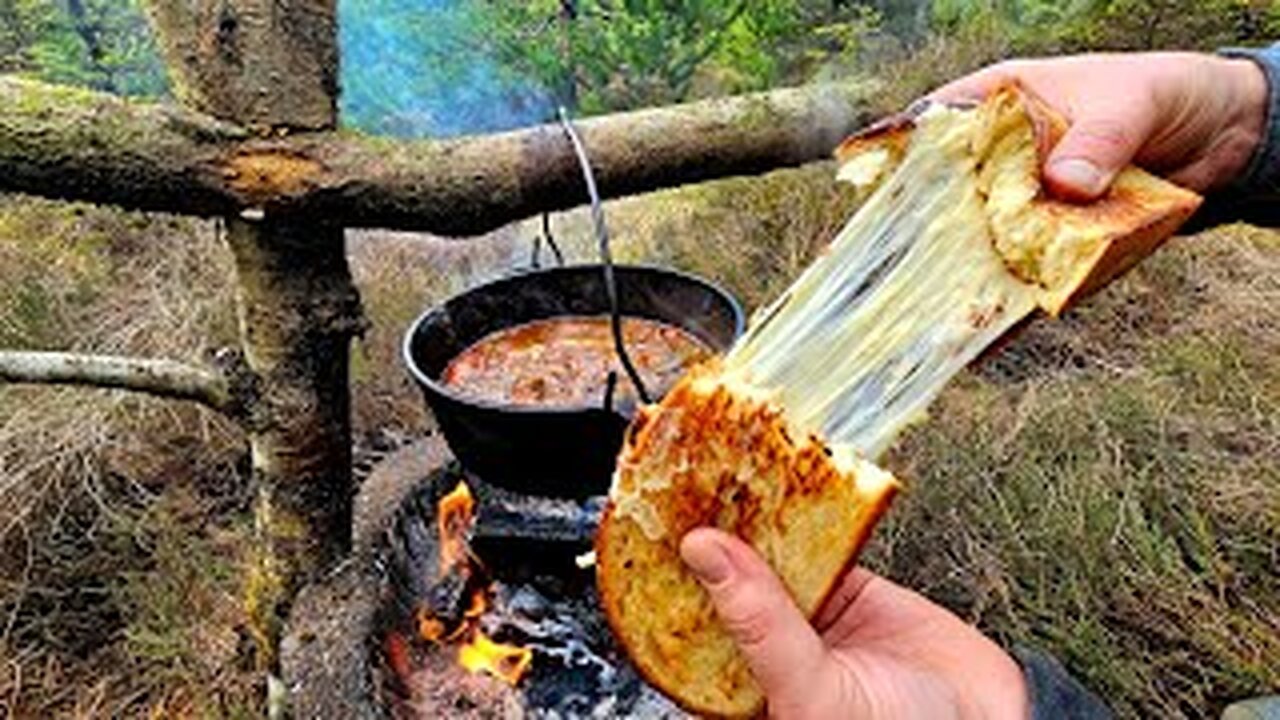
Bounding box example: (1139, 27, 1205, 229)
(337, 0, 554, 138)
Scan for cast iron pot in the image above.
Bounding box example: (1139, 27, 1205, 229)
(403, 264, 744, 499)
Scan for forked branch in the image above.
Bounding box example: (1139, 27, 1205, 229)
(0, 351, 241, 417)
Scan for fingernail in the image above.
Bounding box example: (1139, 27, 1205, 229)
(680, 534, 733, 585)
(1049, 158, 1106, 196)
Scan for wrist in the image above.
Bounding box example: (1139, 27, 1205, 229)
(956, 640, 1030, 720)
(1212, 47, 1277, 192)
(1223, 56, 1268, 174)
(984, 647, 1031, 720)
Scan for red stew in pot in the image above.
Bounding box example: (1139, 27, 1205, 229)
(441, 316, 711, 408)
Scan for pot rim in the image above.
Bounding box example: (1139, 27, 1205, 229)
(401, 263, 746, 416)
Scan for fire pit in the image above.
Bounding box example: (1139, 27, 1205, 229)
(282, 116, 733, 718)
(280, 436, 690, 719)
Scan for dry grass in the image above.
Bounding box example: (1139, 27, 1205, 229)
(0, 196, 253, 717)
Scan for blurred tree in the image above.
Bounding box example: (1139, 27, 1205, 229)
(473, 0, 841, 114)
(930, 0, 1267, 54)
(338, 0, 554, 137)
(336, 0, 891, 134)
(0, 0, 166, 96)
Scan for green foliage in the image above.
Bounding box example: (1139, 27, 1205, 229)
(472, 0, 873, 114)
(929, 0, 1268, 54)
(0, 0, 166, 96)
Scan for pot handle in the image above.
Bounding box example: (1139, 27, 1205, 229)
(528, 212, 566, 270)
(558, 107, 653, 407)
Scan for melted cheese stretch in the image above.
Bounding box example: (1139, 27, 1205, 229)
(723, 107, 1039, 460)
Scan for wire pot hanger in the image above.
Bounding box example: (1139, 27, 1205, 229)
(557, 107, 653, 407)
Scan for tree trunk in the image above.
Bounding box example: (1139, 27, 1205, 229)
(143, 0, 337, 130)
(142, 0, 360, 673)
(0, 75, 876, 237)
(229, 217, 361, 670)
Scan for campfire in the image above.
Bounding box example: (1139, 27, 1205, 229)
(374, 463, 686, 718)
(412, 480, 534, 686)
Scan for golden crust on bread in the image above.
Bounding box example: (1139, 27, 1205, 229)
(835, 84, 1202, 315)
(597, 364, 898, 718)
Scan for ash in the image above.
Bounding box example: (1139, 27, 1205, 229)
(378, 464, 688, 719)
(481, 582, 683, 719)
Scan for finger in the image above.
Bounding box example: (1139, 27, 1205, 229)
(928, 63, 1016, 104)
(680, 529, 833, 709)
(1164, 158, 1221, 193)
(1045, 108, 1157, 201)
(813, 566, 877, 631)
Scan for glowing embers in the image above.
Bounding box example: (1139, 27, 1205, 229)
(415, 480, 534, 687)
(458, 628, 535, 686)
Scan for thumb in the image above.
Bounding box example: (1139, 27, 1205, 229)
(680, 528, 840, 714)
(1045, 111, 1154, 201)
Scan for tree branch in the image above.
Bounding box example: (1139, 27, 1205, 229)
(0, 75, 877, 237)
(0, 351, 239, 417)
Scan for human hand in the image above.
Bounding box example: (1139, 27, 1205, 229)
(930, 52, 1268, 200)
(680, 528, 1028, 720)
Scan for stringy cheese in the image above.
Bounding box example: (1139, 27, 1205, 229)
(723, 104, 1040, 460)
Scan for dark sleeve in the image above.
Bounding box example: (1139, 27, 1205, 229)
(1012, 646, 1114, 720)
(1186, 42, 1280, 231)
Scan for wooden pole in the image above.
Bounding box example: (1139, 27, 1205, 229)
(0, 351, 239, 415)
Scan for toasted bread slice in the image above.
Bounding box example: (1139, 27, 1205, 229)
(836, 84, 1202, 315)
(596, 365, 898, 718)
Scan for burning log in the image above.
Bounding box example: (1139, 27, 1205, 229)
(394, 478, 536, 688)
(436, 482, 477, 575)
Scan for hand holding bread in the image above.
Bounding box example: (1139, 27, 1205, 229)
(596, 50, 1256, 718)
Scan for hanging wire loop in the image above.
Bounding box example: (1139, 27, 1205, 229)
(557, 106, 653, 406)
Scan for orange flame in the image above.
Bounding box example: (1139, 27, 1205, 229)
(416, 608, 447, 643)
(437, 481, 475, 576)
(458, 629, 533, 686)
(410, 479, 533, 686)
(463, 588, 487, 619)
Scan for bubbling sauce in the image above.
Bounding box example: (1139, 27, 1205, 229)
(441, 316, 712, 408)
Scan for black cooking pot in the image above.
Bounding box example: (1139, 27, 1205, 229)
(403, 264, 745, 499)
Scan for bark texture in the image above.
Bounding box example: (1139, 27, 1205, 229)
(0, 351, 237, 414)
(143, 0, 337, 130)
(0, 76, 876, 237)
(229, 218, 362, 668)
